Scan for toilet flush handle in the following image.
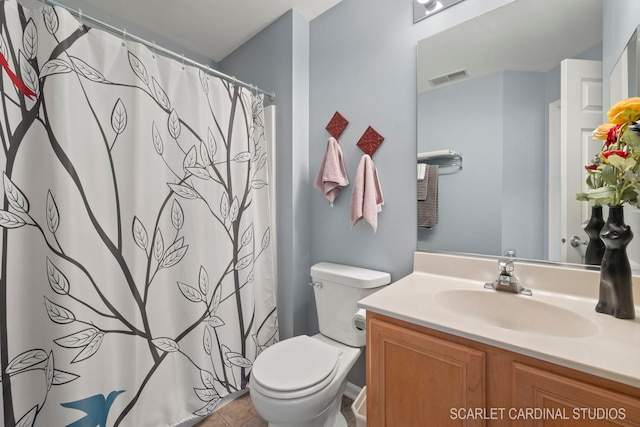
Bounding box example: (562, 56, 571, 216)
(308, 282, 323, 288)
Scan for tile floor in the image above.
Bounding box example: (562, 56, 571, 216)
(194, 391, 357, 427)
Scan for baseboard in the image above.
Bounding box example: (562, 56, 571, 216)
(343, 381, 362, 401)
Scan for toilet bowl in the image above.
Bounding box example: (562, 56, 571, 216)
(249, 262, 390, 427)
(250, 334, 360, 427)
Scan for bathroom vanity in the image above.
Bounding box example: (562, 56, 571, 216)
(359, 252, 640, 426)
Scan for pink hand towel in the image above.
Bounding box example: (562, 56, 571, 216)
(350, 154, 384, 231)
(314, 137, 349, 206)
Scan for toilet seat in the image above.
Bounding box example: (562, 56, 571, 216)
(251, 335, 341, 399)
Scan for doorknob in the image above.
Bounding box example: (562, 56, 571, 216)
(570, 235, 588, 247)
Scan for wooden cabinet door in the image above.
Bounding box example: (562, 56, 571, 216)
(513, 363, 640, 426)
(367, 315, 486, 426)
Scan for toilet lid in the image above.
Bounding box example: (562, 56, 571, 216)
(252, 335, 340, 394)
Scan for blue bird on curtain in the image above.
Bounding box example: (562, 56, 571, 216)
(61, 391, 125, 427)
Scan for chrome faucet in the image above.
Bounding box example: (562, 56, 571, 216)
(484, 259, 532, 296)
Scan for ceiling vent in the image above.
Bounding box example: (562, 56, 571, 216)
(428, 69, 469, 87)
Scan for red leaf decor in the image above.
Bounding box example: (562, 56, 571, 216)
(326, 111, 349, 139)
(356, 126, 384, 156)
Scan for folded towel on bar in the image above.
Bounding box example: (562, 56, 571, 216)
(417, 177, 428, 201)
(418, 164, 438, 228)
(350, 154, 384, 231)
(417, 149, 456, 160)
(314, 137, 349, 206)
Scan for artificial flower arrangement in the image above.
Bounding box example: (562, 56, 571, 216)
(577, 97, 640, 206)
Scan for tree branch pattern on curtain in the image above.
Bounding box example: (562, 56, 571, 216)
(0, 2, 277, 426)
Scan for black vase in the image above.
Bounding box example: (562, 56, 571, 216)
(596, 205, 635, 319)
(584, 205, 605, 266)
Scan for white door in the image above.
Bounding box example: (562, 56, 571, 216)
(559, 59, 603, 264)
(548, 99, 562, 262)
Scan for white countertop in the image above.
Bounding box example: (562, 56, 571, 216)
(358, 252, 640, 388)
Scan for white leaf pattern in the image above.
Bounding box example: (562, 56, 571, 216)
(52, 369, 80, 385)
(152, 337, 180, 353)
(22, 19, 37, 60)
(0, 210, 25, 228)
(54, 328, 100, 348)
(3, 173, 29, 213)
(44, 297, 75, 324)
(203, 328, 211, 355)
(45, 351, 54, 390)
(229, 197, 239, 222)
(43, 6, 59, 35)
(46, 257, 70, 295)
(71, 332, 104, 363)
(171, 200, 184, 230)
(132, 216, 149, 250)
(46, 190, 59, 233)
(152, 77, 171, 110)
(152, 121, 164, 155)
(177, 282, 203, 302)
(40, 58, 73, 78)
(183, 146, 197, 172)
(154, 229, 164, 261)
(70, 56, 107, 82)
(111, 98, 127, 135)
(168, 183, 200, 200)
(5, 349, 47, 375)
(128, 51, 148, 85)
(19, 52, 38, 96)
(169, 109, 181, 139)
(220, 192, 229, 219)
(199, 266, 209, 295)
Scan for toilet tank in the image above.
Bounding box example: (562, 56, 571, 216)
(310, 262, 390, 347)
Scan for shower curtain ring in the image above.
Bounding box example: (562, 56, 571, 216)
(152, 41, 156, 59)
(181, 54, 185, 70)
(122, 28, 127, 47)
(78, 8, 83, 29)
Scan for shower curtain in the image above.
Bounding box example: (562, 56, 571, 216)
(0, 1, 278, 426)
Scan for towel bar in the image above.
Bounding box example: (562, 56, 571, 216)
(417, 151, 463, 171)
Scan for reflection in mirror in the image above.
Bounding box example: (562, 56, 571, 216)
(628, 26, 640, 99)
(416, 0, 607, 266)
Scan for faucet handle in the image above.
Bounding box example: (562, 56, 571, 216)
(498, 258, 514, 274)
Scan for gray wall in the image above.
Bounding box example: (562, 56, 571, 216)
(416, 70, 546, 261)
(304, 0, 513, 387)
(501, 71, 546, 260)
(308, 3, 417, 280)
(417, 72, 504, 256)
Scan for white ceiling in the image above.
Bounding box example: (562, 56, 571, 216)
(23, 0, 343, 62)
(417, 0, 603, 93)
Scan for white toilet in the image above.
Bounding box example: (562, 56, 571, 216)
(249, 262, 390, 427)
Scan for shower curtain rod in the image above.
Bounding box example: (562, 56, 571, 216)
(43, 0, 276, 101)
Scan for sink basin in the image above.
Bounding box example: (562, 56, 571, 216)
(434, 289, 600, 338)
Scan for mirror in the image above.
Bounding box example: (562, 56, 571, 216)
(416, 0, 613, 266)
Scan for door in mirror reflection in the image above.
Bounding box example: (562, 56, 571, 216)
(548, 59, 602, 264)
